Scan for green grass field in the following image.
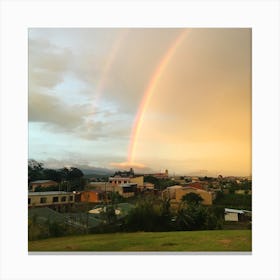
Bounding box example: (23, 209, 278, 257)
(29, 230, 251, 252)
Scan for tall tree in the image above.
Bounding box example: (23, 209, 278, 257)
(43, 169, 62, 182)
(28, 159, 44, 183)
(59, 167, 85, 191)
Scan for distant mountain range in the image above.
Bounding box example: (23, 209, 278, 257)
(80, 167, 114, 176)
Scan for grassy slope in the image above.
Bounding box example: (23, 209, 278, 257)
(29, 230, 251, 252)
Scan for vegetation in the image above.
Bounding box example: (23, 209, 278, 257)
(28, 159, 44, 182)
(144, 176, 179, 190)
(123, 197, 171, 232)
(121, 194, 224, 232)
(214, 191, 252, 210)
(29, 230, 252, 252)
(28, 164, 252, 246)
(28, 214, 81, 241)
(28, 159, 86, 191)
(181, 192, 203, 205)
(29, 190, 250, 241)
(174, 203, 222, 231)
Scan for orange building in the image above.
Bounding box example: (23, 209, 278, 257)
(80, 190, 106, 203)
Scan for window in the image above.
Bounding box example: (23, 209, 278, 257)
(52, 197, 59, 203)
(69, 196, 73, 201)
(40, 197, 47, 203)
(61, 196, 66, 202)
(28, 198, 31, 205)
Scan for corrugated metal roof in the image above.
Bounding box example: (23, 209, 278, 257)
(224, 208, 244, 214)
(28, 191, 72, 196)
(121, 183, 137, 187)
(30, 180, 56, 184)
(167, 185, 182, 189)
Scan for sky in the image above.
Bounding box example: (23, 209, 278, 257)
(28, 28, 251, 176)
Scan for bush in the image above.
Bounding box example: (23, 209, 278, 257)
(123, 197, 172, 232)
(174, 203, 220, 231)
(214, 192, 252, 210)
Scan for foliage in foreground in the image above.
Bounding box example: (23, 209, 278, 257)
(122, 195, 223, 232)
(28, 192, 249, 240)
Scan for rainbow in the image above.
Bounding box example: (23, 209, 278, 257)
(127, 29, 189, 163)
(94, 29, 129, 105)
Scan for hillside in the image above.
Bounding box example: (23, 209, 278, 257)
(29, 230, 251, 252)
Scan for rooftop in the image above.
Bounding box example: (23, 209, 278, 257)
(121, 183, 137, 187)
(28, 191, 72, 196)
(30, 180, 56, 184)
(166, 185, 182, 190)
(225, 208, 246, 214)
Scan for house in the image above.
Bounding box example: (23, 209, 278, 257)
(29, 180, 58, 191)
(143, 182, 155, 190)
(113, 168, 135, 178)
(108, 175, 143, 185)
(224, 208, 252, 222)
(191, 176, 200, 182)
(162, 185, 213, 207)
(28, 191, 75, 210)
(118, 183, 137, 198)
(109, 176, 131, 186)
(108, 175, 144, 190)
(80, 190, 106, 203)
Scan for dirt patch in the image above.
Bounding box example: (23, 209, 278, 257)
(65, 246, 75, 250)
(219, 239, 232, 245)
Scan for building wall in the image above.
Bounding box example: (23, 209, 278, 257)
(162, 187, 212, 206)
(30, 181, 58, 191)
(28, 192, 74, 207)
(80, 191, 102, 203)
(108, 177, 131, 186)
(111, 185, 136, 198)
(130, 176, 144, 186)
(176, 188, 212, 205)
(224, 212, 239, 222)
(162, 186, 181, 200)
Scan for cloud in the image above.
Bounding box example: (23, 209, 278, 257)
(28, 33, 143, 140)
(109, 161, 147, 170)
(29, 91, 106, 139)
(40, 158, 113, 173)
(29, 29, 184, 113)
(29, 38, 72, 89)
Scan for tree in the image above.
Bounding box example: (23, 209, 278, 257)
(68, 167, 84, 180)
(28, 159, 44, 183)
(182, 192, 203, 205)
(59, 167, 85, 191)
(174, 203, 218, 231)
(144, 176, 159, 188)
(124, 197, 172, 232)
(43, 168, 62, 182)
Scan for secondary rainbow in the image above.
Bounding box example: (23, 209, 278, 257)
(127, 29, 189, 163)
(94, 29, 129, 106)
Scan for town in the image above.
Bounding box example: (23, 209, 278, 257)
(28, 159, 252, 247)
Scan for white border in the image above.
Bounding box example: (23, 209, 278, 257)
(0, 1, 279, 280)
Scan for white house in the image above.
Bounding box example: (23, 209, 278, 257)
(224, 208, 251, 222)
